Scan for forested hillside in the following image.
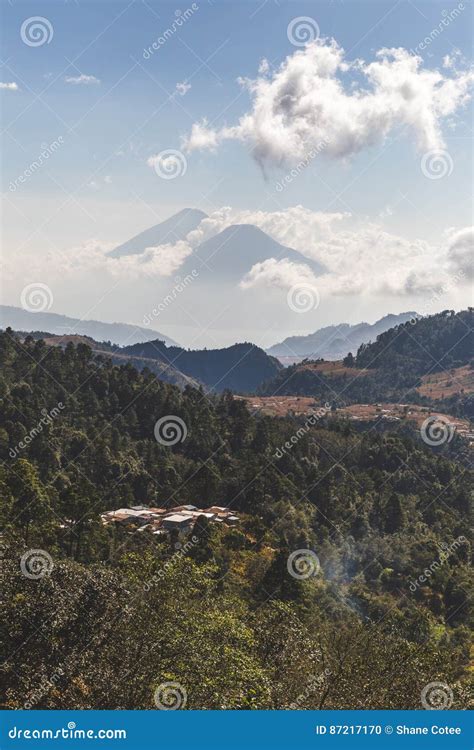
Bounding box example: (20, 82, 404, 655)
(122, 339, 282, 392)
(260, 310, 474, 418)
(0, 330, 472, 710)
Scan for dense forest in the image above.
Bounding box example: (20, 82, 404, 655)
(0, 327, 472, 710)
(260, 310, 474, 418)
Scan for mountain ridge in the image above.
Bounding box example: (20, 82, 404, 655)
(0, 305, 178, 348)
(267, 312, 418, 361)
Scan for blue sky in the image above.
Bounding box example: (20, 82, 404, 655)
(1, 0, 473, 347)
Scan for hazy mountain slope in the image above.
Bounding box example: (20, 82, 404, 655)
(122, 339, 283, 393)
(0, 306, 177, 348)
(179, 224, 326, 280)
(268, 312, 418, 360)
(108, 208, 207, 258)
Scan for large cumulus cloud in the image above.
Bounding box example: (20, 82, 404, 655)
(183, 39, 473, 169)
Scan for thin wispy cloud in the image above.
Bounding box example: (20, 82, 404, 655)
(0, 81, 18, 90)
(64, 73, 101, 85)
(175, 81, 191, 96)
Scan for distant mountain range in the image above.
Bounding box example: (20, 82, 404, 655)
(108, 208, 325, 279)
(0, 306, 178, 348)
(267, 312, 418, 361)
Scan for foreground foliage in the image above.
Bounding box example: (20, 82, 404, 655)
(0, 330, 472, 709)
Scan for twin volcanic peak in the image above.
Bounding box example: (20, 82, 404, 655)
(108, 208, 208, 258)
(107, 208, 325, 278)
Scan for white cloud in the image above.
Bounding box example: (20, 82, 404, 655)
(240, 257, 319, 291)
(65, 74, 100, 85)
(0, 82, 18, 91)
(184, 119, 218, 151)
(182, 206, 465, 298)
(446, 226, 474, 280)
(175, 80, 191, 96)
(5, 207, 468, 300)
(183, 39, 473, 169)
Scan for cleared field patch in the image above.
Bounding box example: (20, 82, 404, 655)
(338, 403, 470, 435)
(298, 360, 374, 377)
(417, 365, 474, 398)
(235, 395, 321, 417)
